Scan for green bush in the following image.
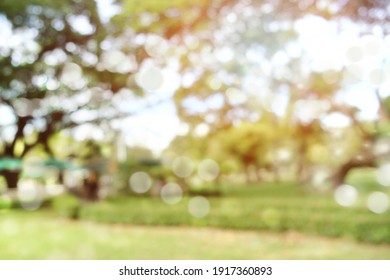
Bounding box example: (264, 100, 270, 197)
(51, 194, 81, 219)
(0, 196, 14, 209)
(73, 183, 390, 244)
(353, 221, 390, 244)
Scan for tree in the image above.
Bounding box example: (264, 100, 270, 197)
(0, 0, 180, 190)
(2, 0, 390, 192)
(165, 0, 390, 187)
(0, 0, 105, 189)
(211, 119, 277, 182)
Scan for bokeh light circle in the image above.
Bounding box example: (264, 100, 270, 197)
(334, 184, 358, 207)
(376, 163, 390, 187)
(226, 87, 246, 105)
(17, 179, 43, 211)
(136, 66, 164, 91)
(188, 196, 210, 218)
(160, 183, 183, 205)
(64, 170, 87, 189)
(197, 159, 220, 181)
(345, 46, 363, 64)
(172, 156, 194, 178)
(145, 35, 169, 57)
(361, 35, 386, 58)
(129, 171, 152, 194)
(367, 192, 389, 214)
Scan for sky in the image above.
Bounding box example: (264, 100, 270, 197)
(96, 0, 121, 23)
(96, 0, 183, 155)
(294, 15, 389, 121)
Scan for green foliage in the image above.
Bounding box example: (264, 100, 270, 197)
(0, 197, 14, 209)
(0, 0, 107, 189)
(123, 0, 207, 14)
(77, 183, 390, 244)
(51, 194, 80, 219)
(346, 168, 381, 192)
(0, 0, 67, 18)
(207, 120, 277, 172)
(113, 0, 210, 37)
(114, 158, 167, 193)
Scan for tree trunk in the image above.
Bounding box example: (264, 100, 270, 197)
(245, 165, 252, 183)
(0, 169, 21, 189)
(58, 170, 64, 185)
(83, 171, 99, 201)
(296, 143, 308, 184)
(332, 158, 376, 189)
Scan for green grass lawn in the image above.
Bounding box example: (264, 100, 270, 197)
(77, 182, 390, 244)
(1, 210, 390, 259)
(1, 173, 390, 259)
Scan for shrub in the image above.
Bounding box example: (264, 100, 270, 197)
(0, 196, 14, 209)
(51, 194, 81, 219)
(72, 183, 390, 244)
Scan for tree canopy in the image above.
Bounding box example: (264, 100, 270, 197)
(1, 0, 390, 192)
